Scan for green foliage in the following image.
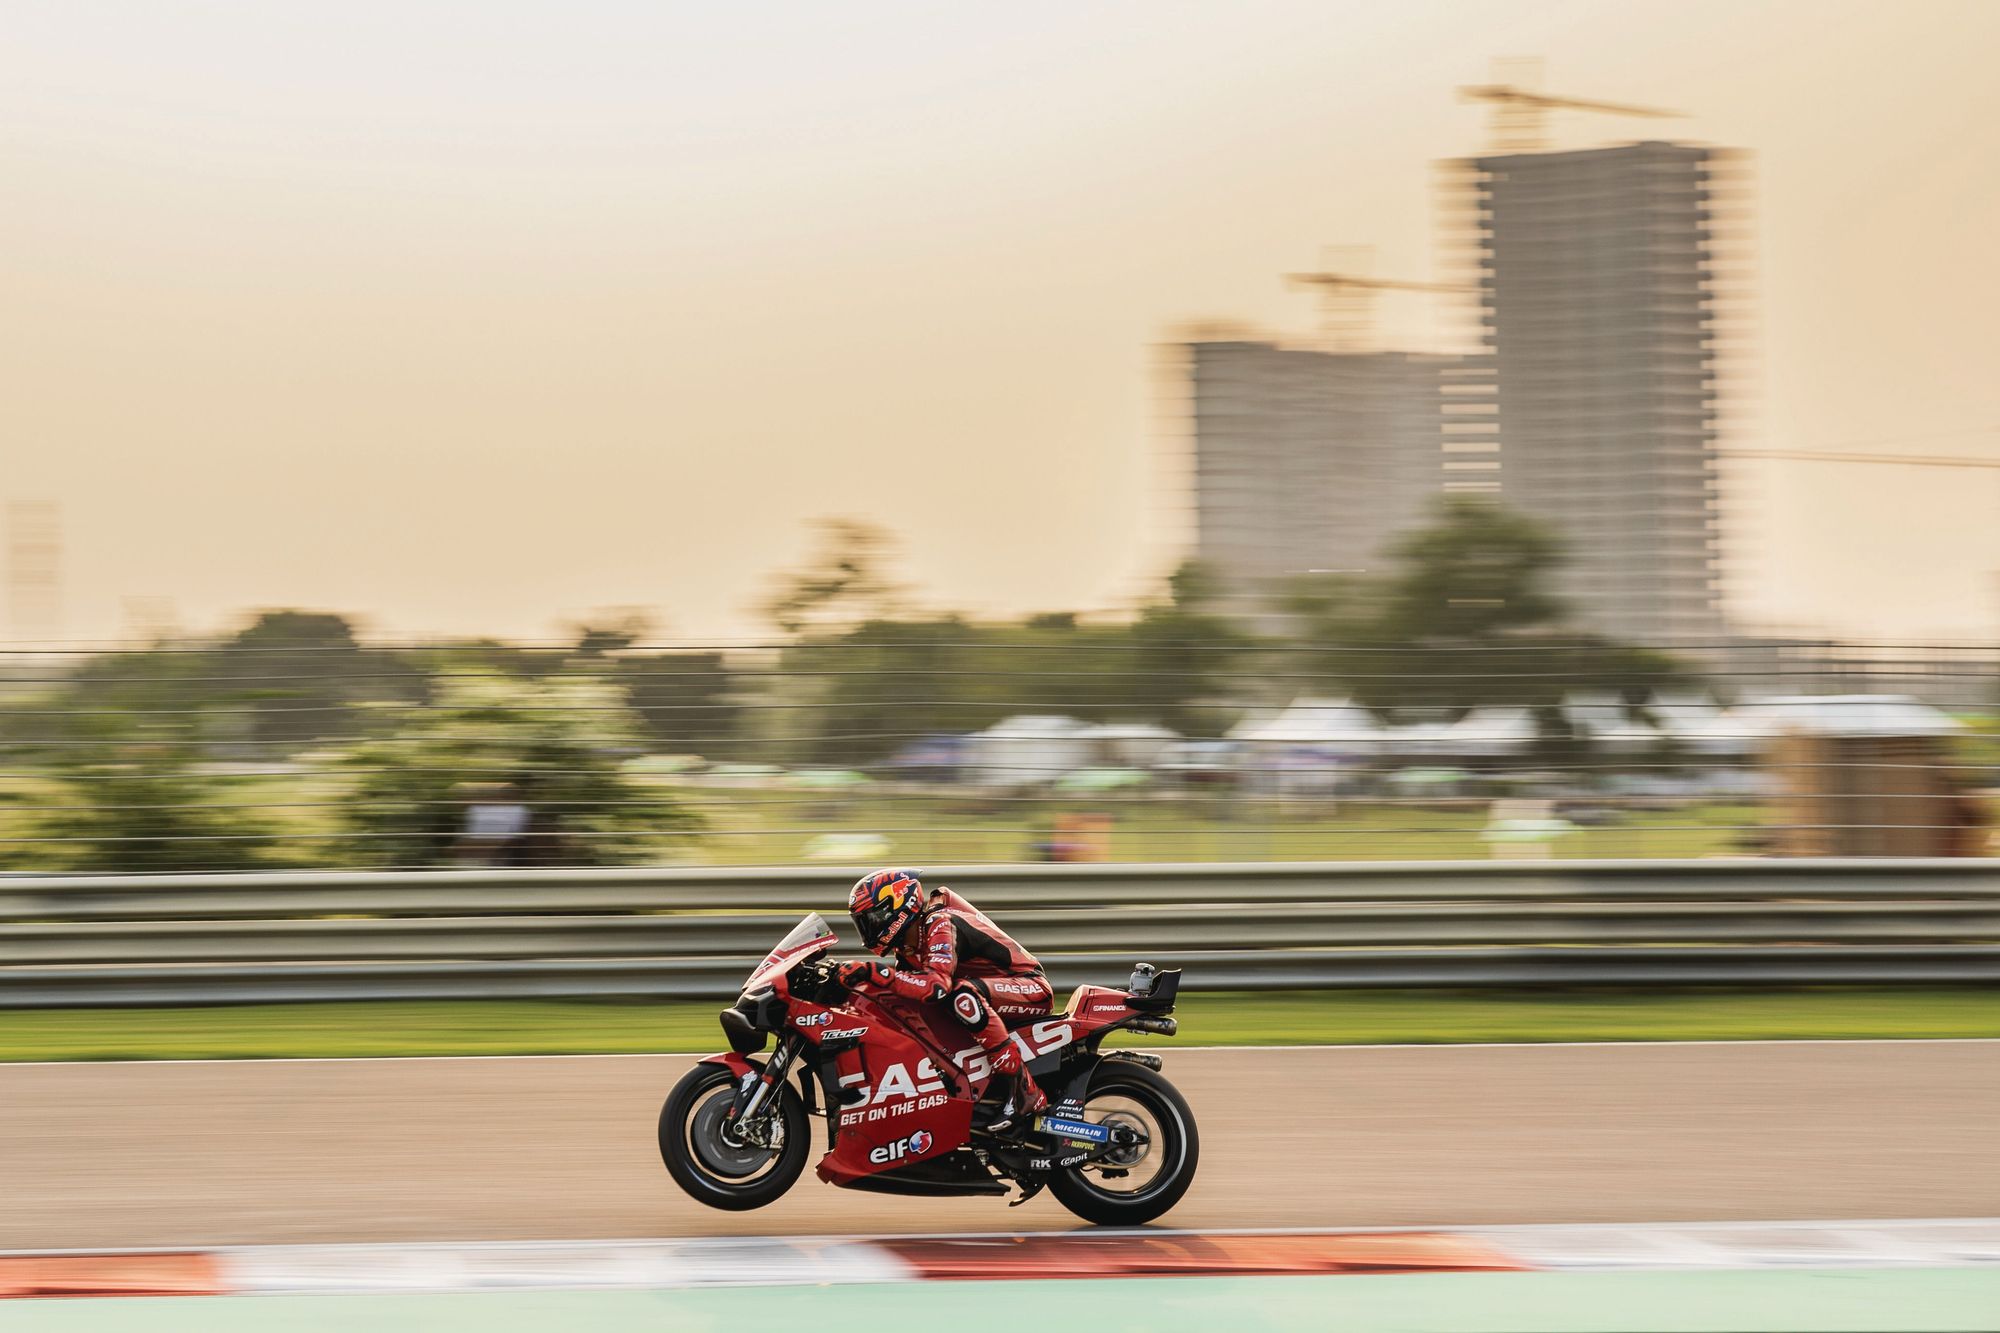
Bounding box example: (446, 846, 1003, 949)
(1378, 497, 1568, 642)
(210, 610, 418, 750)
(765, 561, 1250, 766)
(6, 719, 278, 873)
(613, 651, 743, 758)
(333, 670, 701, 867)
(760, 518, 909, 634)
(1283, 498, 1686, 736)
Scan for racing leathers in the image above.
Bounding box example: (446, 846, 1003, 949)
(842, 887, 1051, 1125)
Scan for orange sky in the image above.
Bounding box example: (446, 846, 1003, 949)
(4, 0, 1998, 645)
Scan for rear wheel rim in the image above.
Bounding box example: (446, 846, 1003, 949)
(1071, 1082, 1182, 1203)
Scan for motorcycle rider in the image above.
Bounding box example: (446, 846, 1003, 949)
(838, 868, 1050, 1131)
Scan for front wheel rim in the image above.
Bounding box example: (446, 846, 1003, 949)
(682, 1077, 786, 1187)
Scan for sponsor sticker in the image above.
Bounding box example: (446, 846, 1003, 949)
(822, 1026, 868, 1041)
(1033, 1114, 1110, 1144)
(867, 1130, 936, 1166)
(794, 1012, 830, 1027)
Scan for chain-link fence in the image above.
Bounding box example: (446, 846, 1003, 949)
(0, 635, 1993, 872)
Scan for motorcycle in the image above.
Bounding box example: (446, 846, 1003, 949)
(658, 913, 1198, 1226)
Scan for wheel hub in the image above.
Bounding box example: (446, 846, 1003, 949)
(690, 1090, 777, 1178)
(1097, 1110, 1151, 1169)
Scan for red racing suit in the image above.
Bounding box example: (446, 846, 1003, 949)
(865, 888, 1053, 1067)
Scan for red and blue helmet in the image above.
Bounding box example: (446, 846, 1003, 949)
(848, 868, 924, 955)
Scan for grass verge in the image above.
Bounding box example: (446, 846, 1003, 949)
(4, 988, 1999, 1062)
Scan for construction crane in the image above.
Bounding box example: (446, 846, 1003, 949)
(1284, 270, 1467, 353)
(1733, 449, 2000, 470)
(1458, 82, 1682, 154)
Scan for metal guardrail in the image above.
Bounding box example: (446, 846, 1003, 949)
(4, 860, 2000, 1006)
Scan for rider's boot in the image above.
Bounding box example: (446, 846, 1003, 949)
(974, 1043, 1048, 1134)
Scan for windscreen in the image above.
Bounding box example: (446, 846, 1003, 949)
(743, 913, 837, 992)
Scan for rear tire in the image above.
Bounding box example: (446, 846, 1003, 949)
(658, 1062, 809, 1211)
(1048, 1060, 1199, 1226)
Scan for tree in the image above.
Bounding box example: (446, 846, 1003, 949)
(1286, 498, 1685, 729)
(1378, 498, 1567, 644)
(762, 561, 1252, 767)
(8, 718, 278, 873)
(210, 610, 408, 750)
(612, 651, 744, 759)
(334, 671, 702, 867)
(1122, 561, 1254, 739)
(561, 614, 746, 760)
(567, 610, 656, 659)
(760, 519, 910, 634)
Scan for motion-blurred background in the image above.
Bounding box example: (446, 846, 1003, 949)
(2, 3, 1997, 874)
(10, 15, 2000, 1323)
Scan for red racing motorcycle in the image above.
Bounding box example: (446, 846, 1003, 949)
(658, 913, 1197, 1225)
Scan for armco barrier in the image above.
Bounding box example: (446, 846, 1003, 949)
(3, 860, 1999, 1006)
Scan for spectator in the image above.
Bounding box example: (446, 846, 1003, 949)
(457, 782, 529, 866)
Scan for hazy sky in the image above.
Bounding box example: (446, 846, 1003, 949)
(5, 0, 1998, 644)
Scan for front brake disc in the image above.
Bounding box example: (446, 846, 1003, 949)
(690, 1091, 774, 1178)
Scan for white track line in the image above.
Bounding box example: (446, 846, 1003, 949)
(9, 1217, 2000, 1259)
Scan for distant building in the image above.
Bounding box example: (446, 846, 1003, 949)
(1188, 341, 1452, 596)
(1461, 140, 1735, 644)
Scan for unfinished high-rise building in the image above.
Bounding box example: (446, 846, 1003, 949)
(1447, 140, 1746, 644)
(1187, 341, 1452, 596)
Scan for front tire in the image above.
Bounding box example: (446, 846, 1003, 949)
(658, 1062, 809, 1211)
(1048, 1060, 1199, 1226)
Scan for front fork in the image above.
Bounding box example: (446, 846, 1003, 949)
(720, 1037, 796, 1149)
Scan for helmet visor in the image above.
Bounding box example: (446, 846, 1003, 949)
(853, 899, 900, 949)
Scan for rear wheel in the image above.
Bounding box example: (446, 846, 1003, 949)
(1048, 1060, 1199, 1226)
(658, 1063, 809, 1211)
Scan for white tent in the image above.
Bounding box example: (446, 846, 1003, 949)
(1227, 697, 1380, 796)
(1078, 722, 1180, 768)
(967, 715, 1094, 788)
(1449, 706, 1538, 757)
(1561, 692, 1658, 754)
(1647, 690, 1756, 757)
(1227, 697, 1382, 754)
(1731, 694, 1963, 739)
(1383, 719, 1459, 760)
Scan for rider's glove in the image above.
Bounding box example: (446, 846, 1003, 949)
(836, 960, 893, 991)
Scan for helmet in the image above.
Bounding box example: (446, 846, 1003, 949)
(849, 868, 925, 955)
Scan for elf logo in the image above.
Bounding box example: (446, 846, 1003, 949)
(868, 1129, 934, 1166)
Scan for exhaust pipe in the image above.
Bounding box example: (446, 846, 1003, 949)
(1123, 1016, 1177, 1037)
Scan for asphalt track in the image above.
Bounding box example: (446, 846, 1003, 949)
(6, 1042, 1999, 1250)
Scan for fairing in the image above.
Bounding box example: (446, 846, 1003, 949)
(742, 913, 837, 993)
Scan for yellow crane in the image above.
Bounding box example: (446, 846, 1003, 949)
(1284, 269, 1467, 353)
(1458, 82, 1682, 154)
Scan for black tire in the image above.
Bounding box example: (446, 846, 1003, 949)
(1048, 1059, 1199, 1226)
(658, 1062, 810, 1211)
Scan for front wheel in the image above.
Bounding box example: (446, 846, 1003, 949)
(658, 1062, 809, 1211)
(1048, 1060, 1199, 1226)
